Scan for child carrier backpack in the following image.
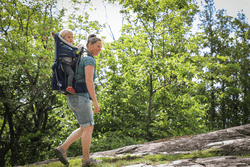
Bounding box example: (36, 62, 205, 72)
(51, 32, 88, 95)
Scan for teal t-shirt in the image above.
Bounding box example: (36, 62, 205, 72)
(76, 54, 96, 99)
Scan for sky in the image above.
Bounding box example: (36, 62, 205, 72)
(58, 0, 250, 43)
(213, 0, 250, 18)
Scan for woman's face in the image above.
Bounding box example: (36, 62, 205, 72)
(89, 41, 102, 56)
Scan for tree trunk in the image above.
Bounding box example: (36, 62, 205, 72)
(147, 73, 153, 137)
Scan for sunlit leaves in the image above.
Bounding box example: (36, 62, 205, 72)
(93, 0, 206, 141)
(198, 0, 250, 130)
(0, 0, 80, 166)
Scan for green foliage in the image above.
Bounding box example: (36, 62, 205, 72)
(94, 0, 205, 142)
(0, 0, 65, 166)
(0, 0, 91, 166)
(91, 131, 147, 153)
(198, 0, 250, 130)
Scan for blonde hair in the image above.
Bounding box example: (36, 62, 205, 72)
(59, 29, 73, 39)
(86, 34, 101, 48)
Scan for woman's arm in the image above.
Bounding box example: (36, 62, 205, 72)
(85, 65, 99, 113)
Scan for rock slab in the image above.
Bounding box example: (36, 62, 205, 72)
(20, 124, 250, 166)
(92, 124, 250, 167)
(122, 156, 250, 167)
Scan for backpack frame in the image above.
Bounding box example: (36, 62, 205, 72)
(51, 32, 88, 95)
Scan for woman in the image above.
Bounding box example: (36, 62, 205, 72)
(54, 34, 102, 166)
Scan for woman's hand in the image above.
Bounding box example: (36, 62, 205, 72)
(93, 100, 99, 114)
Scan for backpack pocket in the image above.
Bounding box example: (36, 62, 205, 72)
(74, 82, 88, 93)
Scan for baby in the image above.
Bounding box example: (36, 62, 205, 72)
(59, 29, 76, 95)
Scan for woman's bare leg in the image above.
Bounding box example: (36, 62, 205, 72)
(81, 125, 94, 161)
(61, 128, 84, 151)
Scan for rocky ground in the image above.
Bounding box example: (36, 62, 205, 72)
(24, 124, 250, 167)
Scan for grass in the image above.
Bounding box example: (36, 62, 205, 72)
(23, 148, 226, 167)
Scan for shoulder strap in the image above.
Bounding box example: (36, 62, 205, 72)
(75, 50, 95, 82)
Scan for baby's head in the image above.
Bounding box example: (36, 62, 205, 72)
(59, 29, 74, 44)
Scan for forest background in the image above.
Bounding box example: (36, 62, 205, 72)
(1, 0, 250, 166)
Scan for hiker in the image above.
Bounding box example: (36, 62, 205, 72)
(54, 34, 102, 166)
(59, 29, 76, 95)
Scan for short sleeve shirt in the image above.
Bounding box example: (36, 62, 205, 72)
(76, 54, 96, 99)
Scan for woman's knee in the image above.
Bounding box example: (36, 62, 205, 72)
(80, 127, 84, 132)
(80, 125, 94, 133)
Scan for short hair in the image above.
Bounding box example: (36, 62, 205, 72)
(59, 29, 73, 39)
(86, 34, 101, 48)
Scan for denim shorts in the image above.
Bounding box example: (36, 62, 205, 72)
(67, 95, 95, 128)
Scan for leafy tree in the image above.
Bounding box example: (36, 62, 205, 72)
(227, 13, 250, 127)
(198, 0, 250, 130)
(0, 0, 73, 165)
(96, 0, 207, 141)
(198, 0, 220, 129)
